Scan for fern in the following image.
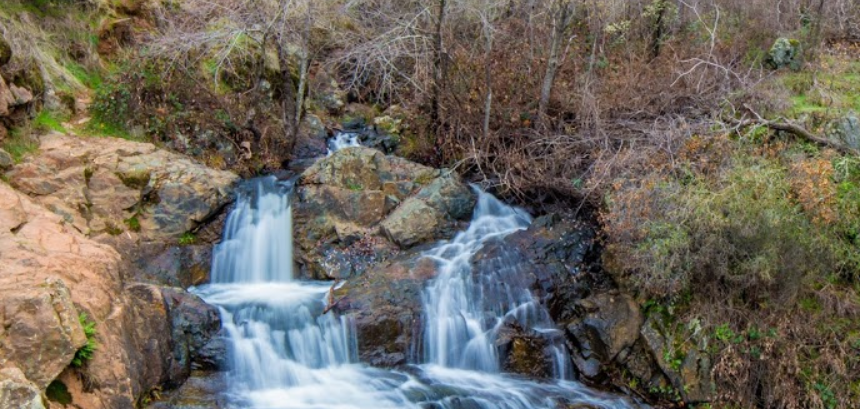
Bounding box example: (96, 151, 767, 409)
(72, 313, 97, 368)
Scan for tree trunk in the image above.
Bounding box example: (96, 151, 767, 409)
(295, 1, 313, 133)
(431, 0, 447, 137)
(538, 0, 573, 126)
(276, 41, 298, 158)
(482, 20, 493, 140)
(649, 0, 667, 61)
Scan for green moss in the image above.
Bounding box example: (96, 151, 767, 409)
(124, 215, 141, 232)
(46, 380, 72, 405)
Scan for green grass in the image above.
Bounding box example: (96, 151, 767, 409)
(780, 57, 860, 117)
(1, 130, 39, 163)
(66, 61, 103, 90)
(33, 110, 69, 133)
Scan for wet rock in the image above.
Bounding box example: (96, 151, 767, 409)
(294, 147, 474, 279)
(145, 371, 228, 409)
(162, 288, 222, 384)
(294, 114, 329, 160)
(497, 323, 553, 378)
(333, 252, 438, 367)
(564, 292, 643, 379)
(6, 132, 238, 240)
(192, 332, 228, 371)
(125, 244, 214, 287)
(0, 368, 45, 409)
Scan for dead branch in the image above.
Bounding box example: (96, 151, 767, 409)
(732, 106, 858, 155)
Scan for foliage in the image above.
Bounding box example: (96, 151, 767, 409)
(71, 313, 97, 368)
(603, 136, 860, 408)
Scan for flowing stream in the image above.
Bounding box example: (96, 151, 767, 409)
(193, 175, 641, 409)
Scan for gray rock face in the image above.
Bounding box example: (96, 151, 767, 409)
(162, 288, 222, 385)
(826, 112, 860, 151)
(294, 147, 475, 279)
(564, 292, 643, 378)
(0, 368, 45, 409)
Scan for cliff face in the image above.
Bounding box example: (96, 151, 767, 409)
(0, 133, 237, 408)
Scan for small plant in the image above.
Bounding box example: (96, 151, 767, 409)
(72, 313, 97, 368)
(124, 215, 141, 232)
(178, 232, 196, 245)
(714, 323, 735, 343)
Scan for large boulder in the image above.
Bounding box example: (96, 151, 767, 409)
(0, 181, 222, 407)
(767, 38, 801, 70)
(6, 132, 239, 240)
(332, 251, 437, 367)
(294, 147, 475, 279)
(826, 111, 860, 151)
(563, 292, 643, 379)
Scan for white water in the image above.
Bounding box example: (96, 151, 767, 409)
(422, 190, 572, 379)
(327, 132, 360, 155)
(193, 176, 641, 409)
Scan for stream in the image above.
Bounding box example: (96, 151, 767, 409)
(191, 170, 641, 409)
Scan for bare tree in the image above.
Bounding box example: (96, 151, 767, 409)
(537, 0, 576, 126)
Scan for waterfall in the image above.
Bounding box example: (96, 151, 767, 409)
(422, 189, 571, 379)
(193, 176, 641, 409)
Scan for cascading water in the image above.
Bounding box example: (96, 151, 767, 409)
(422, 190, 572, 379)
(193, 176, 642, 409)
(327, 132, 361, 155)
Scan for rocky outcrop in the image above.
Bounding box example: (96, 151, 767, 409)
(6, 132, 239, 240)
(0, 180, 222, 407)
(294, 147, 475, 279)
